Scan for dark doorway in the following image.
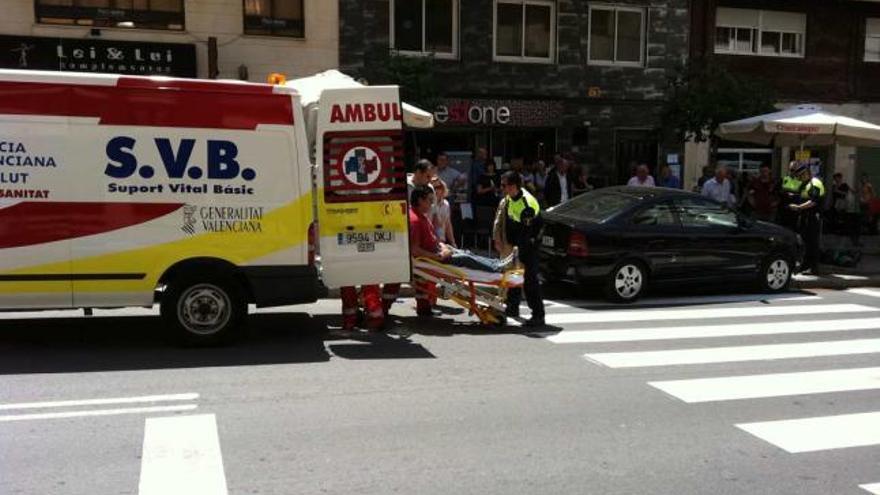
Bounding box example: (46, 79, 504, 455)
(615, 129, 659, 185)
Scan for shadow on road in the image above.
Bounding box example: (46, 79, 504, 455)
(0, 310, 439, 374)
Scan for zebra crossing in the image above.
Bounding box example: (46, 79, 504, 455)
(537, 289, 880, 494)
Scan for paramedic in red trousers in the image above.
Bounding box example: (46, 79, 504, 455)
(502, 171, 545, 327)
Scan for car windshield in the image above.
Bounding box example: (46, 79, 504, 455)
(550, 190, 640, 222)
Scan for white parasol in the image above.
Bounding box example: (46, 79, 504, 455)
(717, 104, 880, 149)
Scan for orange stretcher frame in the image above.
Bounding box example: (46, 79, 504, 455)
(411, 257, 525, 325)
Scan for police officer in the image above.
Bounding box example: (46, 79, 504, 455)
(501, 171, 545, 327)
(788, 164, 826, 274)
(779, 160, 804, 229)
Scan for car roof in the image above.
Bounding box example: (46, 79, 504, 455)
(599, 186, 697, 201)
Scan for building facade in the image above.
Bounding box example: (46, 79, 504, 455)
(340, 0, 690, 186)
(686, 0, 880, 189)
(0, 0, 338, 83)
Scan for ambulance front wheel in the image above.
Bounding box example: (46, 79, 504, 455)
(161, 274, 247, 346)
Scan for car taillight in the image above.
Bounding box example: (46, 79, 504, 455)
(567, 232, 589, 257)
(308, 221, 317, 266)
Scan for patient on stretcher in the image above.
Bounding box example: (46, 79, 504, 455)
(410, 186, 516, 273)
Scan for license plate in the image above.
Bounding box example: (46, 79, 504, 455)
(338, 231, 395, 246)
(542, 235, 555, 247)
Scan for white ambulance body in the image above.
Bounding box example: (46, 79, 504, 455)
(0, 69, 412, 344)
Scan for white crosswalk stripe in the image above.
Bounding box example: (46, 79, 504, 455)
(542, 294, 880, 478)
(860, 482, 880, 494)
(543, 303, 874, 326)
(584, 338, 880, 368)
(649, 367, 880, 403)
(547, 317, 880, 344)
(736, 412, 880, 453)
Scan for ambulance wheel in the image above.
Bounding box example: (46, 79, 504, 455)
(161, 274, 247, 346)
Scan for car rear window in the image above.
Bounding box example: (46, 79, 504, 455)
(549, 190, 640, 222)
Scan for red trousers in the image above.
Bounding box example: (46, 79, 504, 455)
(381, 281, 435, 314)
(340, 285, 383, 330)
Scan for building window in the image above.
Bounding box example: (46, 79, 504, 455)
(716, 148, 773, 175)
(866, 18, 880, 62)
(588, 5, 645, 66)
(244, 0, 304, 38)
(35, 0, 184, 30)
(494, 0, 555, 63)
(391, 0, 457, 58)
(715, 8, 805, 58)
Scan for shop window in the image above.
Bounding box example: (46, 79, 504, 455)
(244, 0, 304, 38)
(391, 0, 457, 58)
(588, 5, 644, 66)
(35, 0, 184, 30)
(866, 18, 880, 62)
(714, 8, 805, 58)
(716, 148, 773, 176)
(494, 0, 555, 63)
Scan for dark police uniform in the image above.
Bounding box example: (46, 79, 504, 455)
(504, 188, 544, 323)
(796, 176, 826, 272)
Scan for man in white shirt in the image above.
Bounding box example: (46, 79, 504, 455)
(701, 166, 735, 206)
(435, 152, 465, 197)
(627, 164, 655, 187)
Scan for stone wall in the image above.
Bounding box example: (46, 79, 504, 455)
(340, 0, 690, 181)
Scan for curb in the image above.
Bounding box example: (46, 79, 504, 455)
(793, 276, 880, 290)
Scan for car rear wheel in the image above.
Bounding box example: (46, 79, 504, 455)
(760, 254, 792, 293)
(604, 260, 647, 303)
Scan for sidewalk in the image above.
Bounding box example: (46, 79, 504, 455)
(794, 233, 880, 289)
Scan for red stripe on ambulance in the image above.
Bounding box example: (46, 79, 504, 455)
(0, 202, 183, 249)
(0, 79, 294, 130)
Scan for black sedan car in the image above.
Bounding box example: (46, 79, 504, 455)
(539, 186, 803, 302)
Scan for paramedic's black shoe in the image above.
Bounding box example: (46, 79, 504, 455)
(504, 307, 520, 318)
(523, 316, 546, 328)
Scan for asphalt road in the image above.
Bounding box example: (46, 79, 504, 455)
(1, 286, 880, 495)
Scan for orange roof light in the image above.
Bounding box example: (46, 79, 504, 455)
(267, 73, 287, 85)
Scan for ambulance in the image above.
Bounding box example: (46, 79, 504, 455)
(0, 69, 426, 344)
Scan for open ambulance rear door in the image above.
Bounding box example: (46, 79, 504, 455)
(314, 87, 410, 288)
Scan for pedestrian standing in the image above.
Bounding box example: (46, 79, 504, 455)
(474, 159, 499, 207)
(431, 178, 457, 247)
(571, 164, 594, 196)
(789, 164, 826, 274)
(747, 164, 779, 222)
(501, 171, 545, 327)
(860, 174, 876, 234)
(779, 161, 804, 229)
(701, 166, 735, 207)
(627, 164, 655, 187)
(657, 164, 681, 189)
(544, 155, 572, 207)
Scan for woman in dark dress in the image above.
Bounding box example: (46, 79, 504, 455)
(474, 159, 499, 207)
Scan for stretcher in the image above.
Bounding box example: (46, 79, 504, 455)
(412, 257, 524, 325)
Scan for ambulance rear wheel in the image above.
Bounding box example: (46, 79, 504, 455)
(161, 275, 247, 346)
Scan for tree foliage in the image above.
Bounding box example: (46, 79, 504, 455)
(664, 62, 777, 144)
(354, 44, 440, 110)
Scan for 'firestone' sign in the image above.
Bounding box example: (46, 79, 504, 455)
(434, 98, 564, 127)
